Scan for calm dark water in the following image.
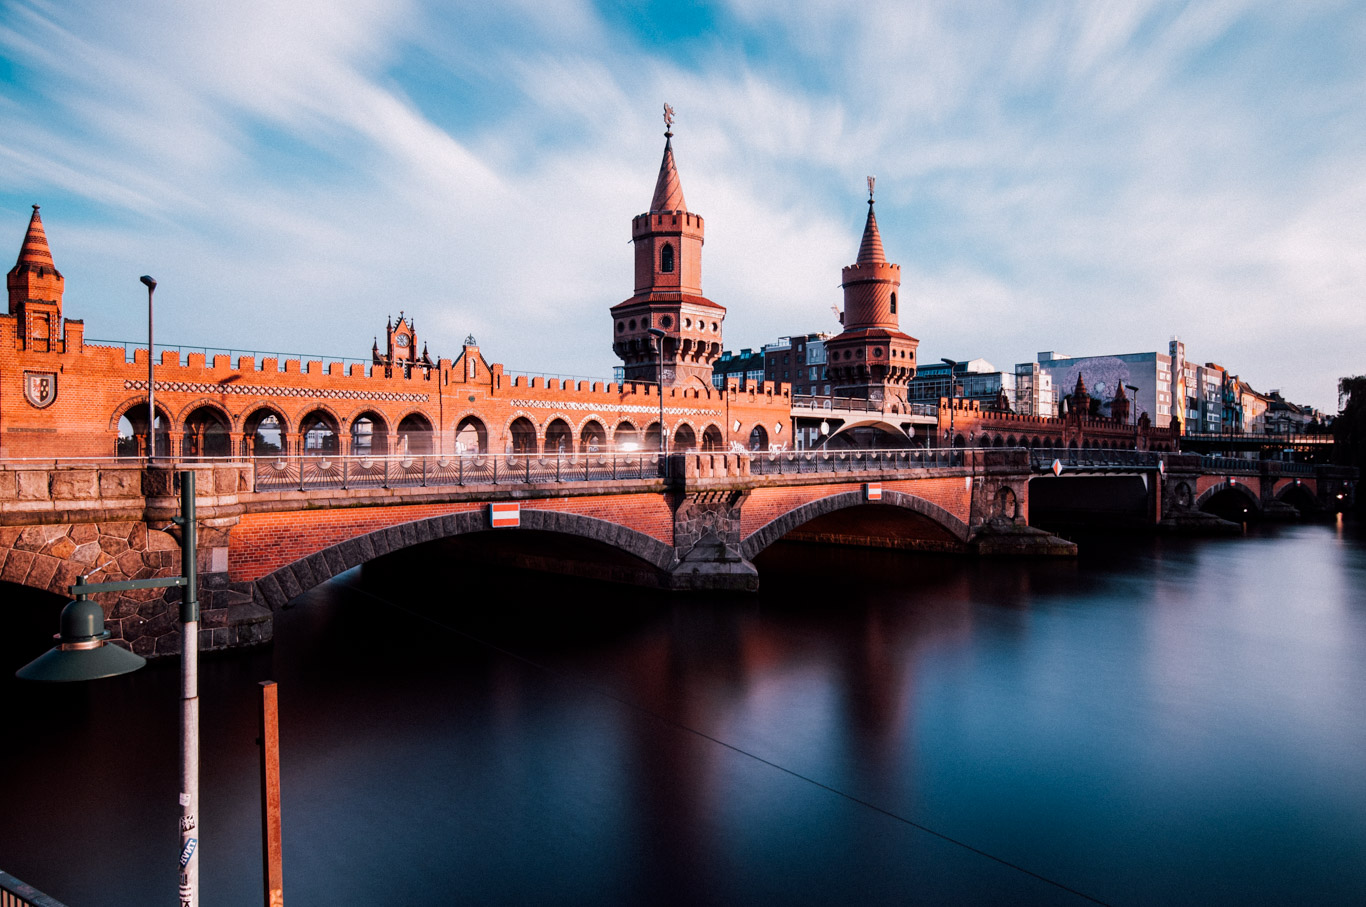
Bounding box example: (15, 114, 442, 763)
(3, 519, 1365, 905)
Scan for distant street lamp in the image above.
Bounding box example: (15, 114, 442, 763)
(17, 471, 202, 907)
(648, 327, 667, 457)
(141, 275, 157, 460)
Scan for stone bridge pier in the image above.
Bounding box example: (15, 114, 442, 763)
(0, 461, 271, 657)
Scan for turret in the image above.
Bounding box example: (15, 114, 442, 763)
(611, 106, 725, 388)
(8, 205, 65, 352)
(823, 179, 919, 404)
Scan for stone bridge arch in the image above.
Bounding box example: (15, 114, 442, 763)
(1195, 480, 1261, 514)
(740, 489, 971, 561)
(249, 508, 678, 610)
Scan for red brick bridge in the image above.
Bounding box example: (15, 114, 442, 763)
(0, 448, 1352, 657)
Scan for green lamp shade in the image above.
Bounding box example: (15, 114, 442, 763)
(15, 599, 147, 682)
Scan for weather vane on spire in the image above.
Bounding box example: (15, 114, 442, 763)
(663, 103, 676, 136)
(867, 175, 876, 203)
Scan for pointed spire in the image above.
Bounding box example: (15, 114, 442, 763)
(650, 130, 687, 213)
(12, 205, 60, 276)
(1113, 382, 1127, 401)
(1074, 372, 1088, 399)
(856, 180, 885, 264)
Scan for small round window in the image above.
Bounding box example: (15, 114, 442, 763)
(616, 321, 625, 333)
(661, 315, 673, 328)
(628, 318, 637, 330)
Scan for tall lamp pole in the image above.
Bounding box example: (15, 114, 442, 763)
(141, 275, 157, 460)
(942, 358, 959, 450)
(648, 328, 667, 458)
(16, 471, 201, 907)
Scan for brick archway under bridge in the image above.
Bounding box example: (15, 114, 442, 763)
(238, 504, 682, 609)
(741, 489, 972, 560)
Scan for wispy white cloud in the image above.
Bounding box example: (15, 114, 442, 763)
(0, 0, 1361, 408)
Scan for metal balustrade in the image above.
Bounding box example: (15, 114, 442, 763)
(0, 871, 68, 907)
(1029, 448, 1163, 470)
(251, 452, 666, 492)
(790, 395, 939, 417)
(1200, 455, 1263, 474)
(749, 447, 964, 475)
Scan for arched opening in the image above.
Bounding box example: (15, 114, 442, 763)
(116, 406, 171, 458)
(994, 486, 1017, 520)
(544, 418, 574, 455)
(509, 417, 538, 455)
(748, 425, 768, 451)
(181, 406, 231, 460)
(579, 420, 607, 454)
(397, 413, 433, 455)
(349, 411, 388, 457)
(1278, 483, 1318, 514)
(614, 421, 640, 451)
(701, 424, 724, 451)
(1200, 485, 1259, 523)
(746, 493, 970, 565)
(243, 409, 287, 457)
(455, 416, 488, 455)
(953, 433, 966, 449)
(672, 424, 697, 452)
(300, 410, 340, 456)
(890, 292, 897, 314)
(644, 422, 664, 453)
(660, 243, 675, 273)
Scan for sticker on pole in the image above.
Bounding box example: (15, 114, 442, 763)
(180, 838, 198, 868)
(488, 502, 520, 528)
(864, 482, 882, 501)
(1051, 459, 1063, 477)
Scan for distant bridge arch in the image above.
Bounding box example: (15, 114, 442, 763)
(1195, 480, 1261, 515)
(741, 489, 971, 561)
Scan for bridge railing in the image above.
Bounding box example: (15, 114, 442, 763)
(1199, 455, 1263, 475)
(250, 452, 667, 492)
(750, 447, 964, 475)
(790, 396, 939, 418)
(0, 871, 69, 907)
(1029, 448, 1163, 470)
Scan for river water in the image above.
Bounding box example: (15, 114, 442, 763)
(3, 519, 1365, 905)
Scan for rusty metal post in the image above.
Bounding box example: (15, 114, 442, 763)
(259, 680, 284, 906)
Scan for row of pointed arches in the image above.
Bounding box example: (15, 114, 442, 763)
(114, 402, 778, 459)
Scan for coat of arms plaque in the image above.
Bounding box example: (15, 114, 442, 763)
(23, 371, 57, 408)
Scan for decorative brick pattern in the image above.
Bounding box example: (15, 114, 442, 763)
(125, 379, 429, 403)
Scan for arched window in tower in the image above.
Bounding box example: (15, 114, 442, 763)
(661, 243, 675, 273)
(890, 292, 897, 314)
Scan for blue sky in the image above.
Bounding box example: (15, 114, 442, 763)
(2, 0, 1362, 410)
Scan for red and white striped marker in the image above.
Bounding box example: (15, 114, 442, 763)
(488, 502, 520, 528)
(865, 482, 882, 501)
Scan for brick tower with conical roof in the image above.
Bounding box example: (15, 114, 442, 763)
(611, 108, 724, 387)
(7, 205, 66, 352)
(824, 180, 918, 403)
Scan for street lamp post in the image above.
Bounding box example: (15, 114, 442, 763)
(648, 328, 667, 460)
(941, 358, 959, 451)
(141, 275, 157, 460)
(17, 470, 201, 907)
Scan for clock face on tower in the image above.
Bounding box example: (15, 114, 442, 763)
(395, 334, 410, 348)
